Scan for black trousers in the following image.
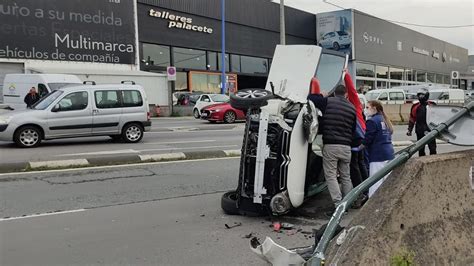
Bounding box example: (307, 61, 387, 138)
(416, 132, 437, 156)
(350, 150, 369, 190)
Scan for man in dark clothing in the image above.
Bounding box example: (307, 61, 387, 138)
(407, 89, 437, 156)
(24, 87, 40, 108)
(308, 85, 357, 210)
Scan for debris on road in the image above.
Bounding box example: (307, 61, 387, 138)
(225, 222, 242, 229)
(200, 214, 205, 217)
(272, 222, 281, 231)
(281, 222, 294, 229)
(243, 233, 254, 239)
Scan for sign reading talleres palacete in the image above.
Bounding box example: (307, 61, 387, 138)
(149, 9, 213, 34)
(0, 0, 136, 64)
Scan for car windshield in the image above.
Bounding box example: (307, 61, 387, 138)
(32, 90, 64, 110)
(337, 31, 348, 36)
(48, 83, 80, 91)
(315, 53, 346, 93)
(210, 94, 230, 102)
(365, 92, 380, 101)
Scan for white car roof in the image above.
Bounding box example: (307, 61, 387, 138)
(58, 84, 144, 92)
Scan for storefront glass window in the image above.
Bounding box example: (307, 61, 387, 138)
(174, 48, 206, 70)
(142, 43, 170, 67)
(207, 52, 217, 71)
(356, 62, 375, 78)
(390, 82, 401, 88)
(175, 72, 188, 91)
(405, 69, 413, 81)
(376, 65, 389, 79)
(427, 73, 436, 83)
(231, 54, 241, 72)
(218, 53, 230, 72)
(436, 74, 443, 84)
(444, 75, 450, 84)
(356, 80, 374, 93)
(416, 71, 426, 82)
(376, 80, 388, 89)
(241, 56, 268, 74)
(191, 72, 221, 93)
(390, 67, 404, 80)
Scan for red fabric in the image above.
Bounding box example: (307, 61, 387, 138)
(310, 77, 321, 94)
(344, 72, 366, 130)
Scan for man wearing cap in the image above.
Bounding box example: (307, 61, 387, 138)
(407, 89, 437, 156)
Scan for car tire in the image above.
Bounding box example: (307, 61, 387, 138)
(230, 88, 273, 111)
(223, 111, 236, 123)
(221, 191, 240, 215)
(333, 42, 340, 50)
(193, 109, 200, 119)
(122, 123, 144, 143)
(14, 126, 42, 148)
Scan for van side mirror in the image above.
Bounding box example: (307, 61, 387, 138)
(52, 104, 60, 112)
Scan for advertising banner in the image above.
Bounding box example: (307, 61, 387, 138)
(0, 0, 136, 64)
(316, 10, 353, 59)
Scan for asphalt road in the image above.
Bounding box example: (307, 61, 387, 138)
(0, 117, 434, 164)
(0, 144, 471, 265)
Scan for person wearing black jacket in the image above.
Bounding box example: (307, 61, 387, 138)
(407, 89, 436, 156)
(24, 87, 40, 108)
(308, 85, 357, 210)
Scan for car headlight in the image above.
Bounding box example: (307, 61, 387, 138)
(0, 116, 12, 124)
(209, 109, 221, 113)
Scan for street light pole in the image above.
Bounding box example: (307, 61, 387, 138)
(221, 0, 226, 94)
(280, 0, 286, 45)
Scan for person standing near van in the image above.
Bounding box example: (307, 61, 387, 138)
(24, 87, 40, 108)
(407, 89, 437, 156)
(308, 84, 357, 212)
(364, 100, 394, 197)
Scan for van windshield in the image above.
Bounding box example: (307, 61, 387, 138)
(32, 90, 64, 110)
(48, 83, 80, 91)
(365, 92, 380, 100)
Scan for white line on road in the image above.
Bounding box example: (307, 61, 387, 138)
(0, 209, 86, 222)
(0, 157, 239, 177)
(138, 145, 238, 152)
(145, 140, 216, 145)
(147, 129, 239, 134)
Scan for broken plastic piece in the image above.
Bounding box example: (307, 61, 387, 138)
(281, 223, 294, 229)
(250, 237, 306, 265)
(225, 222, 242, 229)
(273, 222, 281, 231)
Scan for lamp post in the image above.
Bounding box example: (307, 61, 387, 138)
(280, 0, 285, 45)
(221, 0, 226, 94)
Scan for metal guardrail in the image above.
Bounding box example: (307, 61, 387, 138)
(309, 101, 474, 266)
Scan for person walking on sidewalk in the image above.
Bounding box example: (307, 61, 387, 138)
(407, 89, 437, 156)
(363, 100, 394, 197)
(308, 84, 357, 212)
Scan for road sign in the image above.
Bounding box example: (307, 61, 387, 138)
(167, 66, 176, 81)
(451, 71, 459, 79)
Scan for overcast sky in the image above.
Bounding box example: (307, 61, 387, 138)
(273, 0, 474, 54)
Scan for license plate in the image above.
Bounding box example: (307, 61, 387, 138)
(201, 113, 208, 118)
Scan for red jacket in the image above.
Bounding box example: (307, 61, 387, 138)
(344, 73, 366, 131)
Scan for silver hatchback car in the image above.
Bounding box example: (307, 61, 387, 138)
(0, 83, 151, 147)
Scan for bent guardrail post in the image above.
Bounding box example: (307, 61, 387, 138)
(309, 101, 474, 266)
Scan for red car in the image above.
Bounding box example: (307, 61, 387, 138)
(200, 102, 246, 123)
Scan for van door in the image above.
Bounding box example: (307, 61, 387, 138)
(92, 90, 122, 134)
(47, 91, 92, 138)
(120, 89, 146, 128)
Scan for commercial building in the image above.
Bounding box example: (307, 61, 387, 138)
(0, 0, 470, 114)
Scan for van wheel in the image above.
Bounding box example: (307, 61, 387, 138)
(221, 191, 239, 215)
(230, 88, 273, 111)
(14, 126, 42, 148)
(122, 123, 144, 143)
(193, 109, 200, 119)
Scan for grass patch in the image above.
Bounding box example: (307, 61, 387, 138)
(391, 248, 415, 266)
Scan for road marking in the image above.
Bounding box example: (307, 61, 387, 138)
(138, 145, 238, 152)
(147, 129, 240, 134)
(146, 140, 216, 145)
(0, 209, 86, 222)
(58, 149, 139, 157)
(29, 159, 89, 168)
(0, 157, 239, 177)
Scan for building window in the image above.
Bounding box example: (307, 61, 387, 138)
(356, 80, 374, 93)
(241, 56, 268, 74)
(416, 71, 426, 82)
(207, 52, 218, 71)
(142, 43, 170, 67)
(436, 74, 443, 84)
(405, 69, 413, 81)
(190, 72, 221, 93)
(231, 54, 241, 73)
(390, 67, 404, 80)
(427, 73, 436, 83)
(218, 53, 230, 72)
(175, 72, 188, 91)
(444, 75, 450, 84)
(377, 80, 388, 89)
(174, 48, 206, 70)
(356, 62, 375, 78)
(390, 82, 402, 88)
(376, 65, 389, 79)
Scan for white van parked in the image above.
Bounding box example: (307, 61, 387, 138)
(364, 88, 406, 104)
(3, 74, 82, 110)
(427, 88, 465, 104)
(0, 81, 151, 147)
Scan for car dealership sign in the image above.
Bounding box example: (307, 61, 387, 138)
(0, 0, 136, 64)
(148, 9, 213, 34)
